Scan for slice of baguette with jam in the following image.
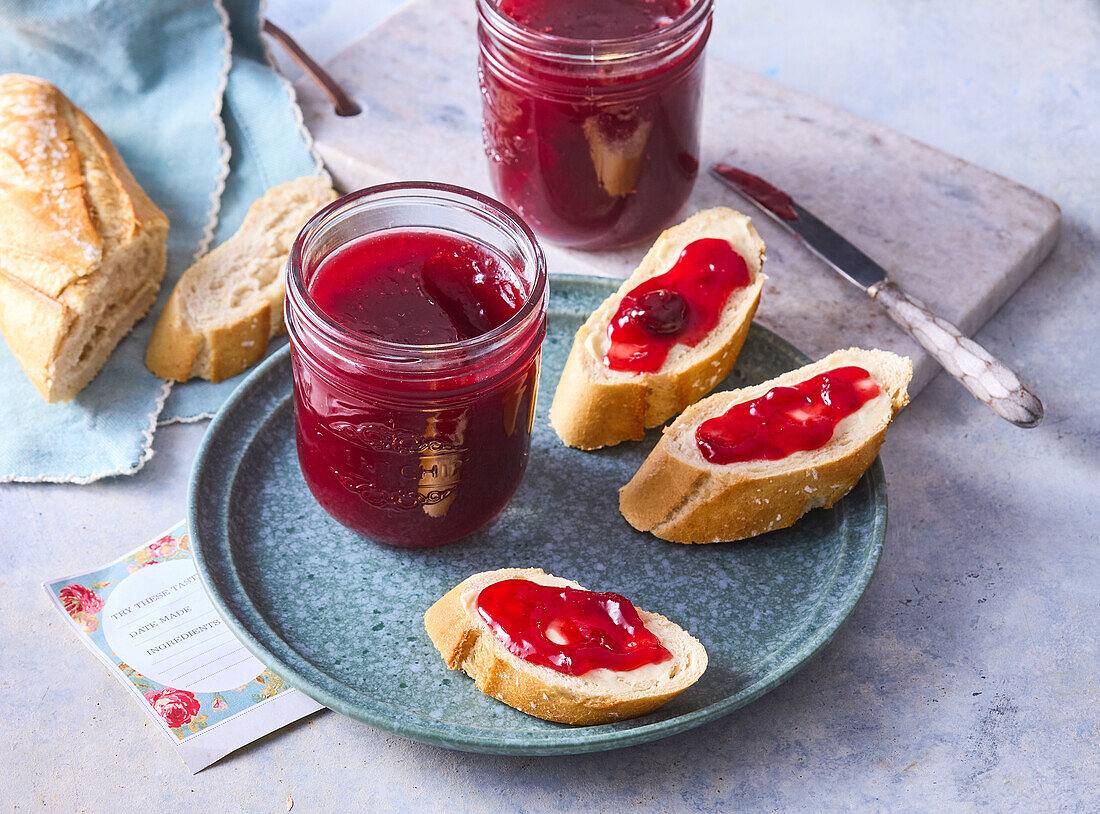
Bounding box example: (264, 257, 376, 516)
(424, 567, 708, 725)
(620, 348, 912, 544)
(549, 208, 765, 450)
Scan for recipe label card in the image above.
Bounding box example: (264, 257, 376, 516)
(45, 521, 323, 772)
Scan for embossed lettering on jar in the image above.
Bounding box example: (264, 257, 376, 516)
(285, 184, 548, 548)
(478, 0, 713, 250)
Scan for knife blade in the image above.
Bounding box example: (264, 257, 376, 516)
(710, 164, 1044, 428)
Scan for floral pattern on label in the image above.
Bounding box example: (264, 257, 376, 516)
(47, 522, 297, 742)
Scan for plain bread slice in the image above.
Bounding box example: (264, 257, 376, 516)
(145, 175, 335, 382)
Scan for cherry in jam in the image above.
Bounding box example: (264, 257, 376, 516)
(475, 579, 673, 676)
(293, 229, 541, 547)
(630, 289, 688, 335)
(605, 238, 752, 373)
(695, 367, 882, 464)
(479, 0, 710, 249)
(308, 231, 524, 343)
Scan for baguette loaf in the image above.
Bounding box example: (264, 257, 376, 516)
(549, 208, 765, 450)
(424, 568, 708, 725)
(620, 348, 912, 544)
(145, 175, 335, 383)
(0, 74, 169, 402)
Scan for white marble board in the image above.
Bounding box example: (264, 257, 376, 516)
(293, 0, 1060, 394)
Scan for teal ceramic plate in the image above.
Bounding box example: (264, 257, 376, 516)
(189, 275, 886, 755)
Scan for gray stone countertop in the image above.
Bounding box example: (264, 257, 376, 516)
(2, 1, 1096, 811)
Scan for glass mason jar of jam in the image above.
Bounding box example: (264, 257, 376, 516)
(285, 182, 548, 548)
(477, 0, 713, 250)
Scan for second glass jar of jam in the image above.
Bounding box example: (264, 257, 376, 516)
(285, 183, 548, 548)
(477, 0, 713, 250)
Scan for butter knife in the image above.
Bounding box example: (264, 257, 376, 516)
(711, 164, 1043, 428)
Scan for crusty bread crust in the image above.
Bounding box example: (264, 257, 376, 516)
(619, 348, 912, 543)
(0, 74, 169, 401)
(549, 208, 765, 450)
(424, 568, 708, 725)
(145, 175, 334, 383)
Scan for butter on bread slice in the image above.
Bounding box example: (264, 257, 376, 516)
(549, 208, 765, 450)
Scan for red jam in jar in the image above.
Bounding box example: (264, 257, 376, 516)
(475, 578, 673, 675)
(605, 237, 752, 373)
(695, 367, 882, 464)
(496, 0, 690, 38)
(478, 0, 713, 250)
(285, 184, 548, 548)
(308, 232, 524, 343)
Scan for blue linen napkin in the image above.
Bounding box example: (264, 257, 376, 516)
(0, 0, 322, 480)
(162, 0, 323, 423)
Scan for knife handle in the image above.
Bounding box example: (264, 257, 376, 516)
(868, 280, 1044, 428)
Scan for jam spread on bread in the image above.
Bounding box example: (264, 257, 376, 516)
(309, 231, 524, 343)
(605, 238, 751, 373)
(475, 579, 673, 675)
(695, 366, 881, 463)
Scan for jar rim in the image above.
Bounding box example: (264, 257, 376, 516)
(286, 181, 548, 368)
(476, 0, 713, 62)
